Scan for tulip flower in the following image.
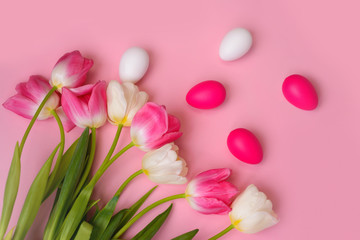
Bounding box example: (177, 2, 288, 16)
(107, 80, 148, 126)
(3, 75, 60, 120)
(229, 184, 279, 234)
(185, 168, 239, 214)
(50, 50, 93, 91)
(209, 184, 279, 240)
(130, 102, 182, 151)
(142, 143, 188, 184)
(114, 168, 238, 238)
(61, 81, 107, 128)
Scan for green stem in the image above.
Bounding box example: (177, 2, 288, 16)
(114, 193, 186, 238)
(19, 86, 57, 154)
(115, 169, 143, 196)
(208, 224, 234, 240)
(103, 124, 123, 164)
(47, 110, 65, 188)
(74, 128, 97, 196)
(89, 142, 135, 186)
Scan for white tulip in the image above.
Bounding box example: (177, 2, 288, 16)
(107, 80, 148, 126)
(142, 143, 188, 184)
(229, 184, 279, 234)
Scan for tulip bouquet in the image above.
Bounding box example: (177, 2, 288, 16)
(0, 50, 278, 240)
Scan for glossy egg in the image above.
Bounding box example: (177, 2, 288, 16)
(186, 80, 226, 109)
(282, 74, 318, 110)
(219, 28, 253, 61)
(119, 47, 149, 83)
(227, 128, 263, 164)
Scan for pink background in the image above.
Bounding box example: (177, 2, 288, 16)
(1, 0, 359, 239)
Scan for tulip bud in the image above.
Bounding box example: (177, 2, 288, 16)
(142, 143, 188, 184)
(61, 81, 107, 128)
(229, 184, 279, 233)
(130, 102, 182, 151)
(185, 168, 238, 214)
(50, 50, 93, 91)
(107, 81, 148, 126)
(3, 75, 59, 120)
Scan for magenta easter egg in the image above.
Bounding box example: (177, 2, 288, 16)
(186, 80, 226, 109)
(282, 74, 318, 110)
(227, 128, 263, 164)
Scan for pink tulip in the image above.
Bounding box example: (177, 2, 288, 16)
(61, 81, 107, 128)
(130, 102, 182, 151)
(185, 168, 239, 215)
(3, 75, 60, 120)
(50, 50, 93, 91)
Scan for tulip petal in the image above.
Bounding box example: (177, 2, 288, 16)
(146, 132, 183, 150)
(193, 181, 238, 205)
(167, 114, 181, 133)
(61, 88, 92, 128)
(56, 107, 76, 132)
(107, 80, 127, 125)
(126, 91, 148, 125)
(51, 51, 93, 90)
(229, 184, 279, 234)
(15, 76, 50, 104)
(131, 103, 168, 147)
(69, 84, 94, 96)
(194, 168, 231, 183)
(88, 81, 107, 128)
(186, 197, 232, 215)
(3, 95, 37, 119)
(236, 211, 279, 234)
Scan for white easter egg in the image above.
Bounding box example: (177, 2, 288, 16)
(219, 28, 253, 61)
(119, 47, 149, 83)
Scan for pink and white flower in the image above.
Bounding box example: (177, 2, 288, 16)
(3, 75, 60, 120)
(142, 143, 188, 184)
(107, 80, 148, 126)
(61, 81, 107, 128)
(50, 50, 93, 91)
(130, 102, 182, 151)
(185, 168, 238, 215)
(229, 184, 279, 233)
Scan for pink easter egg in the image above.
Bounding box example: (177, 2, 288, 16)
(186, 80, 226, 109)
(227, 128, 263, 164)
(282, 74, 318, 110)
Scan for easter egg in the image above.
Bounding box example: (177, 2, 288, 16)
(219, 28, 253, 61)
(282, 74, 318, 110)
(186, 80, 226, 109)
(227, 128, 263, 164)
(119, 47, 149, 83)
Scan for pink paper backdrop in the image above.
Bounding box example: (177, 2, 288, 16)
(1, 0, 359, 239)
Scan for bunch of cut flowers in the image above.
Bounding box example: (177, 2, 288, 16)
(0, 51, 278, 240)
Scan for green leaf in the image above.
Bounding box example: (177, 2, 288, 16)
(171, 229, 199, 240)
(131, 204, 173, 240)
(74, 131, 96, 197)
(43, 128, 90, 240)
(101, 209, 128, 240)
(120, 186, 158, 228)
(0, 143, 20, 239)
(74, 222, 93, 240)
(101, 186, 157, 240)
(86, 199, 100, 215)
(13, 144, 60, 240)
(43, 138, 80, 201)
(90, 196, 119, 240)
(58, 183, 94, 240)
